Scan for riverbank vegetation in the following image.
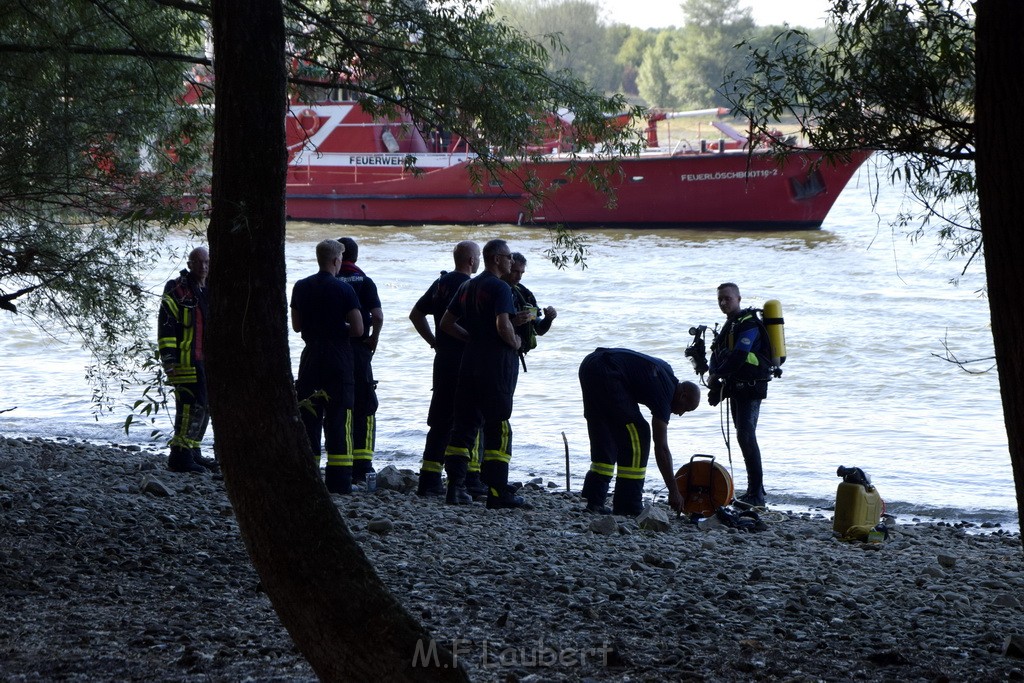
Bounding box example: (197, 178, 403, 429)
(494, 0, 829, 110)
(0, 1, 214, 438)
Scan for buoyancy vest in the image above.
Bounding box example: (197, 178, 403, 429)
(712, 308, 772, 384)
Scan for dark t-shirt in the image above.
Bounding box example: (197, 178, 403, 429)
(290, 271, 361, 344)
(337, 262, 381, 340)
(447, 271, 516, 349)
(602, 348, 678, 423)
(413, 270, 470, 352)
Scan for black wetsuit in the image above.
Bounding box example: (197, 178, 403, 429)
(710, 309, 772, 502)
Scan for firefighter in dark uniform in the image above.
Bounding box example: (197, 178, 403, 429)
(336, 237, 383, 485)
(578, 348, 701, 515)
(441, 239, 524, 508)
(291, 239, 364, 494)
(159, 246, 214, 474)
(708, 282, 773, 508)
(504, 252, 557, 372)
(408, 240, 486, 497)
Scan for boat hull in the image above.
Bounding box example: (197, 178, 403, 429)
(281, 101, 870, 229)
(285, 149, 871, 229)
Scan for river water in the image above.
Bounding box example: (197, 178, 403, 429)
(0, 158, 1016, 530)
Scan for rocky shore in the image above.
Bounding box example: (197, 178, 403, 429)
(2, 435, 1023, 682)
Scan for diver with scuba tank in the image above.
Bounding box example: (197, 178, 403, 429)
(707, 282, 776, 509)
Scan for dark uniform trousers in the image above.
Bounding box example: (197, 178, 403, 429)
(444, 345, 518, 494)
(578, 351, 650, 515)
(169, 362, 211, 470)
(420, 347, 480, 483)
(295, 340, 355, 493)
(351, 342, 379, 479)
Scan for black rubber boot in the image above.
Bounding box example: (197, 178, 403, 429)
(734, 489, 766, 509)
(444, 455, 472, 505)
(416, 471, 445, 497)
(479, 459, 506, 498)
(612, 478, 644, 516)
(581, 471, 612, 514)
(191, 449, 220, 474)
(168, 446, 204, 474)
(352, 460, 374, 485)
(486, 484, 527, 510)
(324, 465, 352, 495)
(464, 472, 488, 499)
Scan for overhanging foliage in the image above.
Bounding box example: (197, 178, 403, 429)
(723, 0, 979, 271)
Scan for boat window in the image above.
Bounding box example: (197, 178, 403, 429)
(328, 87, 357, 103)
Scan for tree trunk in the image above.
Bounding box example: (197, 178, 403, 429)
(975, 0, 1024, 546)
(204, 1, 468, 678)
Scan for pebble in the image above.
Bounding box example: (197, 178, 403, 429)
(1, 435, 1023, 682)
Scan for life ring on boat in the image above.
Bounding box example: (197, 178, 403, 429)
(297, 108, 320, 135)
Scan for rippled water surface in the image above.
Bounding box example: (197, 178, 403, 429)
(0, 158, 1013, 529)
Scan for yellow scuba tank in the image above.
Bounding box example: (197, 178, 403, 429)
(762, 299, 786, 367)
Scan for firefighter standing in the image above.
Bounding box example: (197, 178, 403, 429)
(409, 241, 486, 497)
(158, 246, 215, 474)
(291, 239, 364, 494)
(441, 239, 524, 509)
(336, 237, 383, 485)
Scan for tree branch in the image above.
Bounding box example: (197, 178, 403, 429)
(931, 334, 996, 375)
(149, 0, 211, 17)
(0, 43, 210, 66)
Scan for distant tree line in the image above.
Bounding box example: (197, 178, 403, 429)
(493, 0, 828, 109)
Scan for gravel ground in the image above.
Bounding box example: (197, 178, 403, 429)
(2, 436, 1024, 682)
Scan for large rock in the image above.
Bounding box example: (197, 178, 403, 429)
(1003, 634, 1024, 659)
(589, 515, 618, 535)
(637, 503, 671, 532)
(140, 475, 172, 497)
(366, 518, 394, 534)
(376, 464, 412, 492)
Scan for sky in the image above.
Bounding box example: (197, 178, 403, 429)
(599, 0, 833, 29)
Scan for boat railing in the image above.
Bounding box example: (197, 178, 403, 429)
(671, 139, 695, 154)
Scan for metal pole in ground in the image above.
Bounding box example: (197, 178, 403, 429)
(562, 431, 570, 492)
